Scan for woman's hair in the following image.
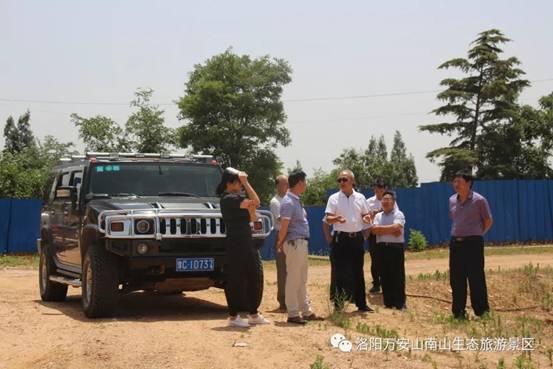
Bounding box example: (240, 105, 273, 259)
(216, 168, 240, 196)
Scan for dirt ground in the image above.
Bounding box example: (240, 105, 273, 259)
(1, 250, 553, 369)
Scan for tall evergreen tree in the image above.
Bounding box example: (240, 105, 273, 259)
(17, 110, 35, 149)
(419, 29, 530, 180)
(389, 131, 418, 187)
(3, 116, 18, 153)
(332, 132, 418, 189)
(3, 111, 35, 153)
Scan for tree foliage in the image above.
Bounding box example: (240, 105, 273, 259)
(3, 111, 35, 154)
(1, 121, 75, 199)
(302, 168, 339, 205)
(70, 88, 174, 154)
(125, 88, 175, 153)
(419, 29, 540, 180)
(176, 49, 292, 202)
(333, 131, 418, 189)
(70, 113, 128, 152)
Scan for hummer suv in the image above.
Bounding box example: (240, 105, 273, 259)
(37, 153, 273, 318)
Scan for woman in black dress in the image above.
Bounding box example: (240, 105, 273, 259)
(217, 168, 270, 328)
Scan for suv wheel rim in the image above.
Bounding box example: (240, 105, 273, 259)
(40, 254, 47, 292)
(85, 261, 93, 306)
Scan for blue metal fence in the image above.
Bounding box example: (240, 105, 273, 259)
(259, 179, 553, 259)
(2, 179, 553, 257)
(0, 199, 41, 254)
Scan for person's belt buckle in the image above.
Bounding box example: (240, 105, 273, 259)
(455, 237, 464, 242)
(348, 232, 357, 238)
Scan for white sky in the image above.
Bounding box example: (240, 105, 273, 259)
(1, 0, 552, 183)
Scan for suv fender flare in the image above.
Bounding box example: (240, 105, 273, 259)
(81, 223, 103, 261)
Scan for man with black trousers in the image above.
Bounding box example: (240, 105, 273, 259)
(325, 170, 373, 312)
(368, 191, 406, 310)
(449, 171, 493, 319)
(365, 179, 399, 294)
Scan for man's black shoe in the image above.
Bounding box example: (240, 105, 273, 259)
(303, 313, 324, 321)
(369, 285, 381, 293)
(356, 306, 375, 313)
(287, 316, 307, 325)
(453, 311, 468, 320)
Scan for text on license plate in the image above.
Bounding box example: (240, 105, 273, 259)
(176, 258, 215, 272)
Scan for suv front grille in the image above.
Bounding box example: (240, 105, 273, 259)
(159, 217, 225, 236)
(98, 209, 272, 240)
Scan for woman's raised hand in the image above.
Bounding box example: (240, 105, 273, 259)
(238, 171, 249, 184)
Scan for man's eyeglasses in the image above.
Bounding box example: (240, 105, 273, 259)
(337, 177, 349, 183)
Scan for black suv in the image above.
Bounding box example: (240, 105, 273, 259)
(38, 153, 273, 318)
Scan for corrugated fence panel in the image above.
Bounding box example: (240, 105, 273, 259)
(517, 180, 553, 242)
(306, 206, 328, 255)
(260, 231, 276, 260)
(420, 182, 453, 244)
(473, 180, 520, 242)
(549, 181, 553, 234)
(395, 187, 425, 243)
(0, 199, 11, 254)
(259, 206, 329, 260)
(7, 199, 42, 253)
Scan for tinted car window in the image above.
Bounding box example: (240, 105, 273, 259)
(88, 163, 221, 197)
(60, 172, 70, 187)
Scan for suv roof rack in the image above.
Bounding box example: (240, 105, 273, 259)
(58, 153, 216, 164)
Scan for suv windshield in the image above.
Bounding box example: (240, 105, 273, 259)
(88, 162, 221, 197)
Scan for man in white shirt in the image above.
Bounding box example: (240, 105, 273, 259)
(365, 179, 399, 294)
(369, 190, 406, 310)
(325, 170, 373, 312)
(269, 174, 288, 311)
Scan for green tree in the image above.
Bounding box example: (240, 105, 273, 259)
(70, 113, 128, 152)
(3, 111, 35, 153)
(302, 168, 338, 205)
(332, 147, 370, 186)
(419, 29, 530, 180)
(0, 149, 47, 198)
(0, 135, 75, 199)
(39, 135, 77, 162)
(125, 88, 175, 153)
(389, 131, 418, 187)
(177, 49, 292, 202)
(332, 132, 418, 189)
(478, 93, 553, 179)
(3, 116, 18, 153)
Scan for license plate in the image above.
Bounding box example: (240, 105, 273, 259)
(176, 258, 215, 272)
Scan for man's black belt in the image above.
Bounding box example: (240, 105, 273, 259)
(335, 231, 363, 238)
(377, 242, 404, 247)
(452, 235, 483, 242)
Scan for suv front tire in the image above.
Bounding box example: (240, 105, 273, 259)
(82, 244, 119, 318)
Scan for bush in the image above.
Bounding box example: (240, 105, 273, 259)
(408, 229, 427, 252)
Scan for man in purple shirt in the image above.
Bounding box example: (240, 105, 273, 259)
(449, 171, 493, 319)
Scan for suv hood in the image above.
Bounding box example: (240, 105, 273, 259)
(89, 196, 220, 212)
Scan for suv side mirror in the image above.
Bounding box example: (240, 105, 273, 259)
(56, 186, 76, 200)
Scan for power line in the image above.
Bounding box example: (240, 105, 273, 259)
(0, 78, 551, 106)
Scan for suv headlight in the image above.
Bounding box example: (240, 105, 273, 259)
(135, 219, 152, 234)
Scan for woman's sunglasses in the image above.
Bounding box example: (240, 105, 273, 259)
(337, 177, 349, 183)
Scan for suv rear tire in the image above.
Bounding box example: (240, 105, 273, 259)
(39, 243, 68, 302)
(82, 244, 118, 318)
